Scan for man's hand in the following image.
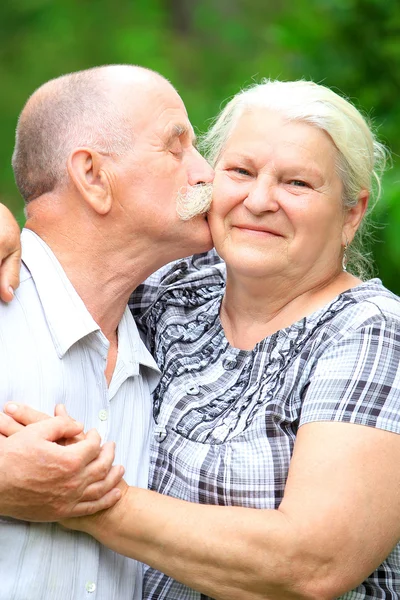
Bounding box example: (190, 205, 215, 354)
(1, 402, 84, 445)
(0, 403, 124, 521)
(0, 204, 21, 301)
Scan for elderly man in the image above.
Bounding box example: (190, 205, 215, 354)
(0, 64, 214, 600)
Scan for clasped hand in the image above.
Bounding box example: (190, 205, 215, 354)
(0, 403, 124, 521)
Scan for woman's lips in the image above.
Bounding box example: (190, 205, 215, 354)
(233, 225, 282, 237)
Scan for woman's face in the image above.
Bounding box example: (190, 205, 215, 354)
(208, 109, 352, 286)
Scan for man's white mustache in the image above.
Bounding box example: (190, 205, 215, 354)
(176, 183, 213, 221)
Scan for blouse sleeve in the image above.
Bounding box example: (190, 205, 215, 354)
(128, 249, 223, 333)
(300, 314, 400, 434)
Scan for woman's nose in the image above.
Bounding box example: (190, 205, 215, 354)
(243, 177, 279, 214)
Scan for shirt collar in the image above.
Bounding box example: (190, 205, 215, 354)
(111, 307, 160, 395)
(21, 229, 160, 383)
(22, 229, 102, 358)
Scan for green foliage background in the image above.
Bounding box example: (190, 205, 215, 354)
(1, 0, 399, 292)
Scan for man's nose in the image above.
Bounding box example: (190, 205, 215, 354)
(188, 150, 215, 186)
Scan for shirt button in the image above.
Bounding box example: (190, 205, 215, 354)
(223, 357, 237, 370)
(154, 424, 167, 442)
(85, 582, 96, 593)
(98, 409, 108, 421)
(185, 383, 200, 395)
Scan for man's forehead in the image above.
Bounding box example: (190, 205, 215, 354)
(124, 82, 195, 144)
(121, 76, 189, 125)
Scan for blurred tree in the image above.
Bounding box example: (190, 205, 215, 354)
(0, 0, 399, 291)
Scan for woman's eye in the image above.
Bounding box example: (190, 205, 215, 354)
(289, 180, 309, 187)
(232, 167, 251, 176)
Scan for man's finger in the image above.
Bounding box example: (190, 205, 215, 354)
(4, 405, 85, 442)
(54, 404, 77, 421)
(55, 404, 68, 418)
(4, 402, 51, 426)
(0, 250, 22, 302)
(0, 412, 26, 436)
(0, 204, 21, 302)
(27, 415, 85, 442)
(71, 433, 114, 471)
(52, 404, 87, 445)
(61, 427, 103, 467)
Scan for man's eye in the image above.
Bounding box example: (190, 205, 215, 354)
(170, 149, 183, 159)
(169, 142, 183, 157)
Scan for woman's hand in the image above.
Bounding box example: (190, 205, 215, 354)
(60, 479, 130, 533)
(0, 204, 21, 301)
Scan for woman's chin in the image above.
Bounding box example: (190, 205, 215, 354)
(221, 248, 286, 279)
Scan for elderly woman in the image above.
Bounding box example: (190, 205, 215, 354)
(2, 80, 400, 599)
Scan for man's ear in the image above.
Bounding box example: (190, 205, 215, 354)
(343, 189, 369, 245)
(67, 148, 112, 215)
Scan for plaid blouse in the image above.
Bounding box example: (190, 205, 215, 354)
(129, 252, 400, 600)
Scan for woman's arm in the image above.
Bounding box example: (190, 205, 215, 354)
(60, 316, 400, 598)
(64, 420, 400, 600)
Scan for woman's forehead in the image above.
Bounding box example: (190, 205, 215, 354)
(223, 109, 336, 157)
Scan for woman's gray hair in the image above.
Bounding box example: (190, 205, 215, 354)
(200, 79, 389, 279)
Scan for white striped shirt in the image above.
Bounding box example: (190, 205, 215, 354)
(0, 229, 160, 600)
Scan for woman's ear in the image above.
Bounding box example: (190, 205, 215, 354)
(67, 148, 112, 215)
(343, 189, 369, 245)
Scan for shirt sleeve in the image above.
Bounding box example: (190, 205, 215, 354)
(128, 249, 223, 319)
(299, 316, 400, 434)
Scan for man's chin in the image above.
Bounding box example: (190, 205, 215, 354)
(187, 234, 213, 256)
(188, 218, 213, 254)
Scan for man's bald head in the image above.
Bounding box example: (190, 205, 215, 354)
(12, 65, 172, 203)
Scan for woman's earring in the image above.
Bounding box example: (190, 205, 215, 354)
(342, 237, 349, 272)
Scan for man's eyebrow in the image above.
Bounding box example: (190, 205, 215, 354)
(164, 124, 196, 147)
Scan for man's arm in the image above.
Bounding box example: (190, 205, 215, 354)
(0, 204, 21, 301)
(0, 206, 124, 519)
(5, 404, 400, 599)
(0, 405, 124, 521)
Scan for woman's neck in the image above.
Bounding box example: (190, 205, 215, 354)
(220, 268, 361, 350)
